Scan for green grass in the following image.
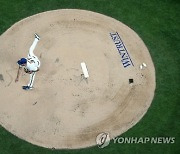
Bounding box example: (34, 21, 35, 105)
(0, 0, 179, 153)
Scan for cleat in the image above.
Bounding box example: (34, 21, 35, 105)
(22, 86, 33, 90)
(34, 33, 40, 40)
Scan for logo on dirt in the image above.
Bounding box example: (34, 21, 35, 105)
(96, 132, 110, 148)
(110, 32, 134, 68)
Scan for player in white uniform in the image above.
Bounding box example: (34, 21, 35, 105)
(15, 33, 41, 90)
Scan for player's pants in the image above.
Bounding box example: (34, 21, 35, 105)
(28, 72, 36, 88)
(27, 37, 39, 88)
(28, 38, 39, 58)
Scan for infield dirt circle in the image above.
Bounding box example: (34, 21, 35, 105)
(0, 9, 156, 149)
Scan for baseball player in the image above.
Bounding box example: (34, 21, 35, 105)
(15, 33, 41, 90)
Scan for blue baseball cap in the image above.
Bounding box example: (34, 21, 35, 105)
(17, 58, 27, 65)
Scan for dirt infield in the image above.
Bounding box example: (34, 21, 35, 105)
(0, 9, 156, 149)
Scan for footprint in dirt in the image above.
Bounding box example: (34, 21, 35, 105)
(0, 74, 4, 81)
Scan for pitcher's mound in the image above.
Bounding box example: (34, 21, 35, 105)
(0, 9, 155, 149)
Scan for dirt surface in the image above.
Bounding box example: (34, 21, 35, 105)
(0, 9, 156, 149)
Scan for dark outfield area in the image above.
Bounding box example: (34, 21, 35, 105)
(0, 0, 179, 154)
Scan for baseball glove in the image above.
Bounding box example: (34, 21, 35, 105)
(24, 68, 32, 74)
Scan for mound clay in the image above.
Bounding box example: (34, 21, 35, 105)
(0, 9, 155, 149)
